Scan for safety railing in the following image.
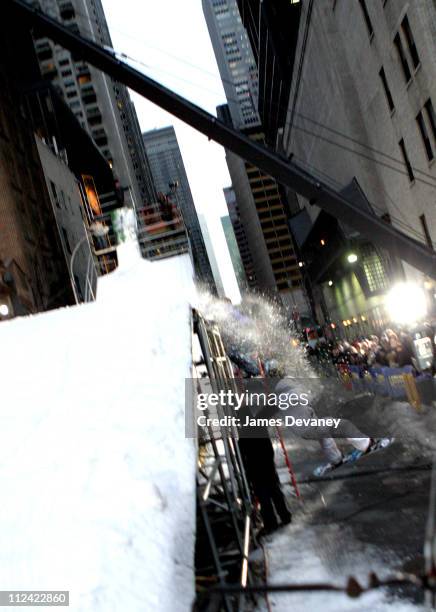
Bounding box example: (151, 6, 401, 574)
(193, 310, 257, 612)
(337, 363, 435, 408)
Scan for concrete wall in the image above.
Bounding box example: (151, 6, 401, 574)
(283, 0, 436, 284)
(36, 137, 95, 301)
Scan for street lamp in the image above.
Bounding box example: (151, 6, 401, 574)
(385, 282, 427, 325)
(347, 253, 358, 264)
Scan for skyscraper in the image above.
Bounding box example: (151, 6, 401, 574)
(33, 0, 156, 210)
(202, 0, 260, 130)
(198, 214, 225, 297)
(223, 187, 255, 290)
(142, 127, 215, 289)
(236, 0, 301, 147)
(204, 0, 303, 309)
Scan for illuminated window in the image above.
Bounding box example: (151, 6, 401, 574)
(361, 246, 388, 292)
(78, 74, 91, 85)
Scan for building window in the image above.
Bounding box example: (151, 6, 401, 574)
(401, 15, 420, 69)
(379, 67, 395, 112)
(81, 86, 97, 105)
(61, 227, 72, 255)
(78, 73, 91, 85)
(419, 214, 433, 249)
(399, 138, 414, 182)
(394, 33, 411, 83)
(424, 99, 436, 141)
(358, 0, 374, 38)
(50, 181, 60, 207)
(416, 110, 434, 161)
(92, 128, 108, 146)
(362, 248, 389, 292)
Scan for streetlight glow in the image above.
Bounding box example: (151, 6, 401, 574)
(385, 282, 427, 324)
(347, 253, 358, 263)
(328, 280, 333, 286)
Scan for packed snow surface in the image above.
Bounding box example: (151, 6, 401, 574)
(0, 243, 197, 611)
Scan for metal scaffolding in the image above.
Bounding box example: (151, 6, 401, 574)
(193, 310, 258, 612)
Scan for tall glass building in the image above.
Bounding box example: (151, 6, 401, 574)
(33, 0, 157, 211)
(142, 126, 215, 289)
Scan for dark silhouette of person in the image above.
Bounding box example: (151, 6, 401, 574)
(238, 403, 291, 533)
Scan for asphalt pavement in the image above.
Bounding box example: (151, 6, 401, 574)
(257, 379, 435, 611)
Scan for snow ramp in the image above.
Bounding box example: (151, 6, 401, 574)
(0, 242, 197, 611)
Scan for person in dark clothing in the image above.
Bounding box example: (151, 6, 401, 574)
(238, 405, 291, 534)
(239, 434, 291, 532)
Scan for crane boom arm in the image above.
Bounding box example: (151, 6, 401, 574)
(7, 0, 436, 278)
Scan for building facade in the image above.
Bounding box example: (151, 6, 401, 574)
(0, 18, 76, 318)
(219, 109, 303, 305)
(221, 217, 247, 296)
(223, 186, 255, 290)
(36, 136, 96, 302)
(204, 0, 304, 312)
(202, 0, 260, 130)
(142, 126, 215, 289)
(33, 0, 156, 211)
(198, 214, 225, 297)
(279, 0, 436, 329)
(236, 0, 301, 147)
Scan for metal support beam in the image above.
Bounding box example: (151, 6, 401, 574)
(8, 0, 436, 278)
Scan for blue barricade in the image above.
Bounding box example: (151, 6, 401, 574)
(348, 365, 365, 393)
(342, 364, 415, 400)
(382, 365, 414, 400)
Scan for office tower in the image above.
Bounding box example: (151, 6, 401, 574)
(198, 215, 225, 297)
(142, 126, 215, 289)
(236, 0, 301, 147)
(203, 0, 302, 308)
(33, 0, 156, 210)
(222, 187, 254, 291)
(277, 0, 436, 329)
(202, 0, 260, 130)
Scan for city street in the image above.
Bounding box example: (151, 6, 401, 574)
(261, 381, 435, 611)
(1, 0, 435, 610)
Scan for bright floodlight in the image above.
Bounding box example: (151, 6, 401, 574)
(347, 253, 358, 263)
(385, 282, 427, 324)
(0, 304, 9, 316)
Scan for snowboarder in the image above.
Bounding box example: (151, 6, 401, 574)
(270, 365, 377, 471)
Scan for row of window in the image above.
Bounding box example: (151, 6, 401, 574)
(357, 7, 436, 174)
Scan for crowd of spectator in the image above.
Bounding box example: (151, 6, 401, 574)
(331, 330, 415, 369)
(307, 329, 422, 372)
